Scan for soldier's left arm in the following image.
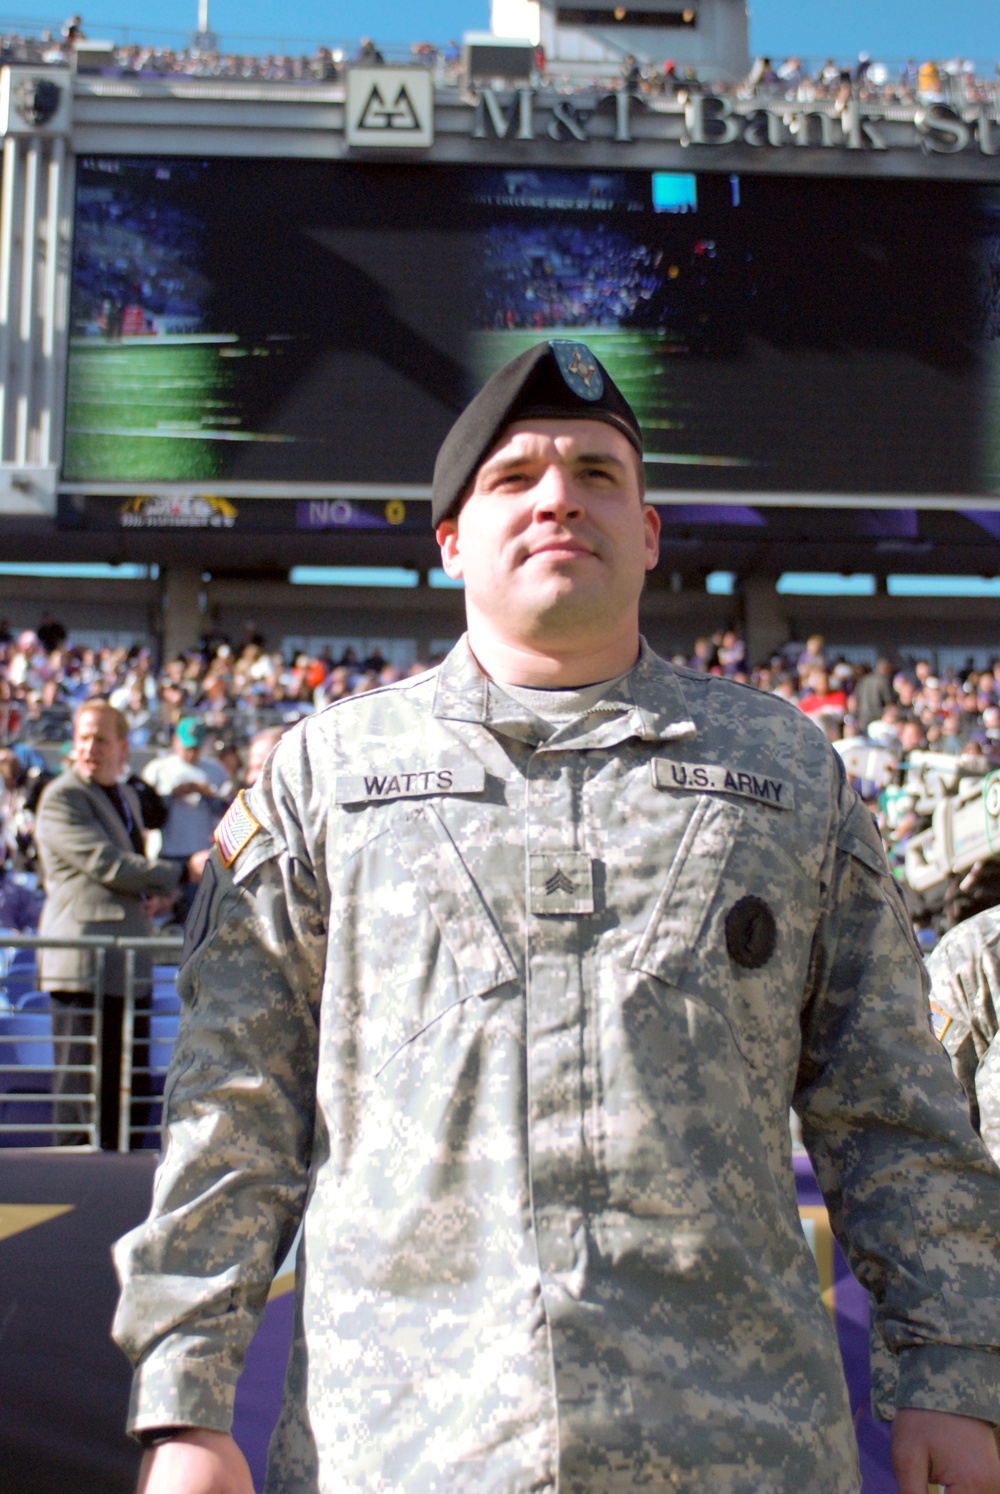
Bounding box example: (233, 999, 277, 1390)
(795, 755, 1000, 1434)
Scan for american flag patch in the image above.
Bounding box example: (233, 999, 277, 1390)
(214, 790, 262, 868)
(929, 1001, 953, 1044)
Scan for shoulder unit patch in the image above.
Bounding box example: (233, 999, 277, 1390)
(214, 789, 262, 868)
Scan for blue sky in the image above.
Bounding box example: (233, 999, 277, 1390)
(18, 1, 998, 61)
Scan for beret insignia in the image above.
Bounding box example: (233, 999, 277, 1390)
(552, 340, 604, 401)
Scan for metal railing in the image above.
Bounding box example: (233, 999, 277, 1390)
(0, 932, 183, 1151)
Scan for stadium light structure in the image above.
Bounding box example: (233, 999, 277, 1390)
(191, 0, 219, 57)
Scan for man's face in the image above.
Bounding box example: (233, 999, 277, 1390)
(436, 419, 659, 654)
(246, 736, 275, 787)
(898, 722, 924, 753)
(73, 708, 127, 787)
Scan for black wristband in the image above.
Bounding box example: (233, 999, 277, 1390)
(136, 1426, 188, 1449)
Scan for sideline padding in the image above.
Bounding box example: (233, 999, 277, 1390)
(0, 1149, 897, 1493)
(0, 1151, 151, 1494)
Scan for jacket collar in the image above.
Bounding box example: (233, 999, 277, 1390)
(432, 634, 697, 750)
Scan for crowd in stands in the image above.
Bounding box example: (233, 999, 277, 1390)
(0, 17, 462, 84)
(2, 615, 999, 762)
(72, 184, 205, 340)
(478, 226, 662, 332)
(0, 17, 997, 108)
(0, 614, 437, 752)
(0, 613, 443, 917)
(1, 615, 1000, 941)
(672, 629, 1000, 765)
(735, 53, 997, 108)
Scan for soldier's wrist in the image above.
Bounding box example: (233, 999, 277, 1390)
(135, 1425, 193, 1449)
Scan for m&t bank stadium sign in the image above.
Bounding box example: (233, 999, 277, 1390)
(460, 90, 1000, 160)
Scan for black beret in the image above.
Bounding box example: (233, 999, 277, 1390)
(431, 340, 643, 525)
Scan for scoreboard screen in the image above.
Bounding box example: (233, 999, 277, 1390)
(63, 157, 1000, 499)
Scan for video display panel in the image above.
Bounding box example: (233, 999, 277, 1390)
(64, 158, 999, 497)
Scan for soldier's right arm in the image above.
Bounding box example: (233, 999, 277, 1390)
(113, 752, 327, 1446)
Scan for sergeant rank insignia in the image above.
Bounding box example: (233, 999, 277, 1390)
(214, 789, 262, 868)
(551, 340, 604, 401)
(529, 851, 595, 915)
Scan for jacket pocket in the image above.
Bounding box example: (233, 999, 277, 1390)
(339, 802, 516, 1075)
(629, 795, 754, 1059)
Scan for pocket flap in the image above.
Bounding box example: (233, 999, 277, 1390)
(389, 804, 516, 1000)
(632, 796, 744, 986)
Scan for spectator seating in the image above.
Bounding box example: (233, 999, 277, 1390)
(0, 943, 40, 1009)
(136, 962, 181, 1148)
(17, 988, 49, 1012)
(0, 954, 182, 1148)
(149, 1011, 179, 1076)
(0, 1004, 55, 1144)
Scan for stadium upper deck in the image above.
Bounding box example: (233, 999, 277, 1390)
(1, 20, 998, 109)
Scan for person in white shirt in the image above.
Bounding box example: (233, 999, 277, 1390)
(141, 717, 227, 921)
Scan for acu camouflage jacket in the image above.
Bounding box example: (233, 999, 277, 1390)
(114, 638, 1000, 1494)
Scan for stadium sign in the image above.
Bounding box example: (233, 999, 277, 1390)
(119, 494, 237, 528)
(470, 89, 1000, 158)
(346, 67, 434, 148)
(58, 494, 429, 534)
(0, 66, 71, 136)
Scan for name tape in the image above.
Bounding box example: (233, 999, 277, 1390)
(335, 764, 486, 805)
(653, 758, 794, 811)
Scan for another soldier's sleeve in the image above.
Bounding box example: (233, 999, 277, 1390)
(925, 911, 1000, 1159)
(112, 744, 327, 1437)
(795, 755, 1000, 1425)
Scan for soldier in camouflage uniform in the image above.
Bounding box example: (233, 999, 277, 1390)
(927, 904, 1000, 1163)
(114, 343, 1000, 1494)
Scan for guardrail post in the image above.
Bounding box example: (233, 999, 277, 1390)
(118, 945, 137, 1154)
(90, 944, 106, 1149)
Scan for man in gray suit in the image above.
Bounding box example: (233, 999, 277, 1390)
(35, 701, 185, 1147)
